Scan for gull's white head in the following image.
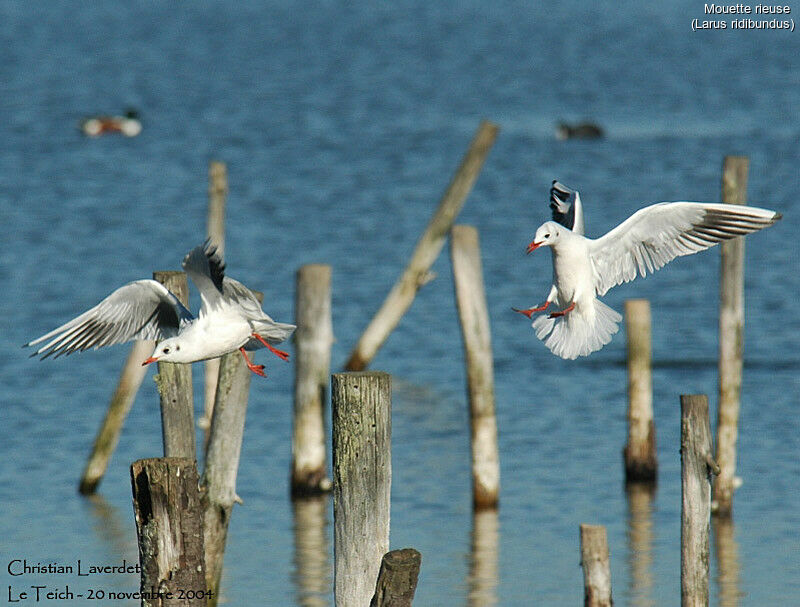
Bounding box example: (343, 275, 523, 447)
(142, 337, 190, 365)
(527, 221, 564, 254)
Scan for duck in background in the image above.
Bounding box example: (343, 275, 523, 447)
(555, 121, 603, 140)
(80, 109, 142, 137)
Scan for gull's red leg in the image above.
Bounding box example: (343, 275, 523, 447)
(512, 301, 550, 319)
(239, 347, 266, 377)
(548, 301, 575, 318)
(252, 332, 290, 361)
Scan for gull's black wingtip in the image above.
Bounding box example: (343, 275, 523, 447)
(774, 212, 783, 221)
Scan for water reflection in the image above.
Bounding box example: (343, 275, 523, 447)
(292, 496, 331, 607)
(713, 516, 741, 607)
(625, 483, 655, 607)
(468, 508, 499, 607)
(85, 493, 137, 556)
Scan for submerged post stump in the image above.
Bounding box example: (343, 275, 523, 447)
(579, 524, 613, 607)
(202, 161, 228, 445)
(681, 394, 718, 607)
(345, 120, 499, 371)
(79, 339, 154, 494)
(623, 299, 657, 483)
(332, 372, 391, 607)
(714, 155, 748, 518)
(450, 225, 500, 510)
(292, 264, 334, 496)
(130, 458, 207, 606)
(153, 271, 195, 460)
(201, 291, 258, 605)
(370, 549, 422, 607)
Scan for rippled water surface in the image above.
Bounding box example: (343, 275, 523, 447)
(2, 2, 799, 605)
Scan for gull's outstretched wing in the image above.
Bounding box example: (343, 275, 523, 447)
(25, 280, 193, 359)
(589, 202, 781, 296)
(182, 239, 227, 315)
(550, 180, 585, 235)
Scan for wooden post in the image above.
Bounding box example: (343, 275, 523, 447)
(623, 299, 657, 483)
(201, 293, 258, 604)
(292, 264, 334, 497)
(153, 271, 195, 460)
(202, 161, 228, 443)
(681, 394, 718, 607)
(370, 549, 422, 607)
(579, 524, 613, 607)
(714, 156, 748, 518)
(130, 458, 207, 606)
(79, 339, 154, 494)
(292, 496, 331, 607)
(450, 225, 500, 509)
(332, 372, 391, 607)
(345, 120, 499, 371)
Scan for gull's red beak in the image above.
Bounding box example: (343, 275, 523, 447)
(141, 356, 159, 366)
(526, 240, 543, 254)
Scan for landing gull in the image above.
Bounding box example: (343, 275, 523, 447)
(25, 241, 296, 377)
(513, 181, 782, 360)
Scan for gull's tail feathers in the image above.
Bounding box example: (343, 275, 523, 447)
(531, 299, 621, 359)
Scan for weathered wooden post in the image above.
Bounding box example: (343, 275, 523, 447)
(579, 524, 613, 607)
(450, 225, 500, 510)
(202, 161, 228, 442)
(714, 156, 748, 518)
(623, 299, 657, 483)
(681, 394, 719, 607)
(79, 339, 154, 494)
(332, 372, 391, 607)
(370, 549, 422, 607)
(201, 293, 259, 604)
(153, 271, 195, 459)
(292, 264, 334, 497)
(345, 120, 499, 371)
(130, 458, 207, 606)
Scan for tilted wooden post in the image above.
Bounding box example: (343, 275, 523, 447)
(201, 293, 259, 604)
(681, 394, 719, 607)
(623, 299, 657, 483)
(130, 458, 207, 606)
(450, 225, 500, 510)
(370, 549, 422, 607)
(579, 524, 613, 607)
(292, 264, 334, 496)
(152, 271, 195, 460)
(202, 161, 228, 443)
(332, 372, 391, 606)
(345, 120, 499, 371)
(714, 156, 748, 517)
(79, 339, 154, 494)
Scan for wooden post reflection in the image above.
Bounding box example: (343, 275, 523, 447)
(292, 496, 331, 607)
(468, 508, 499, 606)
(625, 483, 655, 607)
(713, 516, 741, 607)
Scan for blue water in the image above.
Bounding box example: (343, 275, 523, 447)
(2, 2, 799, 605)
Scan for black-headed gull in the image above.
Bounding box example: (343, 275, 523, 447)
(514, 181, 782, 360)
(25, 241, 296, 377)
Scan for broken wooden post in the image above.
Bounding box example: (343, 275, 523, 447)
(345, 120, 499, 371)
(130, 457, 207, 606)
(370, 549, 422, 607)
(201, 293, 259, 604)
(714, 155, 748, 518)
(681, 394, 718, 607)
(450, 225, 500, 510)
(332, 372, 391, 606)
(202, 161, 228, 444)
(153, 271, 195, 460)
(623, 299, 657, 483)
(292, 264, 334, 497)
(579, 524, 613, 607)
(79, 339, 154, 494)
